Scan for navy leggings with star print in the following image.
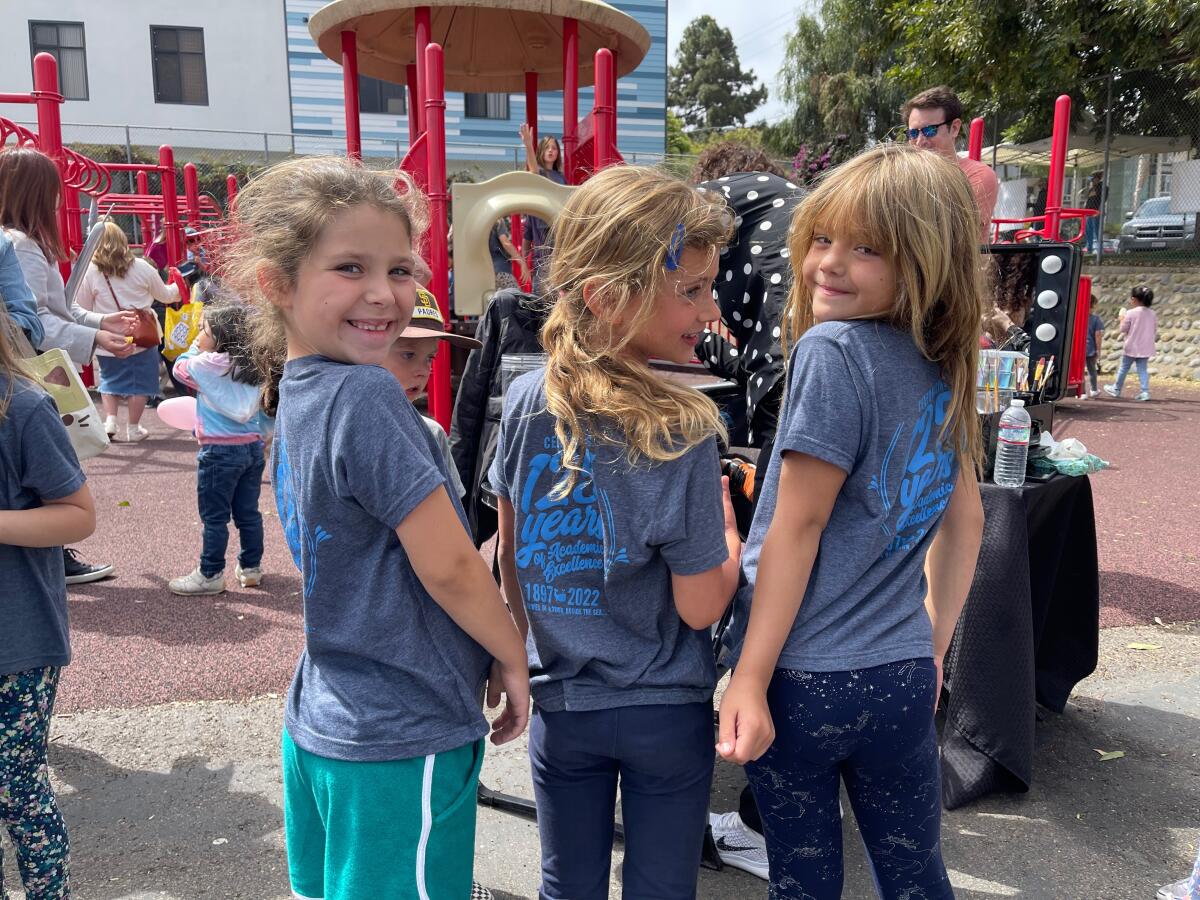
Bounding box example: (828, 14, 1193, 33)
(745, 658, 953, 900)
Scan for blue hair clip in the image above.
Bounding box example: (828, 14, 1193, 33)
(664, 222, 686, 271)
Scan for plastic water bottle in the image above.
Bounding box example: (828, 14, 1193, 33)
(994, 398, 1031, 488)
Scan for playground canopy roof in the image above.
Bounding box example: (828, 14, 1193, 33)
(309, 0, 651, 93)
(979, 132, 1194, 169)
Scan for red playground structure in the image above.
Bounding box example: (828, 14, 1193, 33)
(307, 0, 649, 428)
(1, 53, 234, 287)
(968, 97, 1099, 398)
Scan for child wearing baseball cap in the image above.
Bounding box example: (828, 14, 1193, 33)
(383, 286, 480, 499)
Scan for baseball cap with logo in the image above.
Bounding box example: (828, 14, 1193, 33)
(399, 286, 481, 349)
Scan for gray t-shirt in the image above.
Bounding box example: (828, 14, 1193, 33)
(731, 321, 959, 672)
(0, 375, 85, 675)
(423, 415, 465, 499)
(273, 356, 490, 761)
(488, 369, 728, 712)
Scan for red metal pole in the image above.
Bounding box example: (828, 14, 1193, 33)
(341, 31, 362, 160)
(512, 71, 538, 260)
(525, 71, 539, 147)
(1045, 95, 1071, 241)
(562, 17, 579, 182)
(610, 49, 619, 157)
(184, 162, 201, 224)
(406, 63, 421, 140)
(159, 146, 183, 266)
(594, 49, 615, 171)
(415, 8, 431, 141)
(32, 53, 73, 275)
(968, 116, 984, 161)
(137, 170, 152, 242)
(226, 173, 238, 207)
(424, 43, 452, 430)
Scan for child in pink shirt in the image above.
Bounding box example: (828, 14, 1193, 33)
(1104, 286, 1157, 401)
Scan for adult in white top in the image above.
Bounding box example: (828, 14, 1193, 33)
(0, 144, 125, 585)
(78, 222, 182, 441)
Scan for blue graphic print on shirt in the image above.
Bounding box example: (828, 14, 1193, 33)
(273, 432, 331, 598)
(515, 434, 628, 617)
(871, 379, 956, 559)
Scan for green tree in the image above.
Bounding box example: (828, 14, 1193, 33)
(665, 111, 696, 157)
(669, 16, 768, 130)
(764, 1, 907, 157)
(882, 0, 1200, 142)
(773, 0, 1200, 152)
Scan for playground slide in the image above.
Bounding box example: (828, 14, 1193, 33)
(451, 170, 575, 315)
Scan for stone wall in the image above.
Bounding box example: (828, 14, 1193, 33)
(1083, 266, 1200, 381)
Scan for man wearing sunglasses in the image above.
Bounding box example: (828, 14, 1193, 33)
(902, 85, 999, 241)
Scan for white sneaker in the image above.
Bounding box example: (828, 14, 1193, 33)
(1135, 391, 1151, 402)
(235, 565, 262, 588)
(1156, 877, 1193, 900)
(709, 811, 769, 880)
(126, 425, 150, 442)
(169, 568, 225, 596)
(1102, 384, 1120, 398)
(104, 416, 118, 437)
(1090, 390, 1101, 398)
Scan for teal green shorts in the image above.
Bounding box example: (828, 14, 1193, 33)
(282, 729, 484, 900)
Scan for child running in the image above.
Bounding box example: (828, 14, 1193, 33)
(718, 144, 986, 899)
(225, 156, 528, 900)
(169, 302, 272, 596)
(489, 165, 742, 899)
(380, 285, 480, 501)
(0, 308, 97, 898)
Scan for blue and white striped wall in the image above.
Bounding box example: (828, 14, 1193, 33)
(284, 0, 666, 167)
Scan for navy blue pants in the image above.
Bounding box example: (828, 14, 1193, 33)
(529, 702, 714, 900)
(745, 658, 952, 900)
(197, 441, 265, 578)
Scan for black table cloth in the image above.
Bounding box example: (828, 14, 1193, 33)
(940, 474, 1100, 809)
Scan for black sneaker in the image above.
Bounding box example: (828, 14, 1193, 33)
(470, 884, 493, 900)
(63, 548, 115, 585)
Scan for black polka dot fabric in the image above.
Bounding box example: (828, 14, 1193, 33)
(697, 173, 805, 444)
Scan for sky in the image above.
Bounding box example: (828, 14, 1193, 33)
(665, 0, 818, 126)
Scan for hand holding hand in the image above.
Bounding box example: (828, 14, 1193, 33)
(96, 330, 136, 358)
(486, 658, 530, 746)
(717, 675, 775, 764)
(101, 310, 139, 335)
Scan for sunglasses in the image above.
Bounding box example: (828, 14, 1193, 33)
(904, 120, 951, 140)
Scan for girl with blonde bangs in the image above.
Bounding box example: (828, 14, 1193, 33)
(489, 164, 743, 898)
(719, 144, 986, 900)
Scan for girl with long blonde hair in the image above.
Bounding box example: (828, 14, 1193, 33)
(717, 143, 986, 899)
(78, 221, 181, 441)
(489, 164, 743, 898)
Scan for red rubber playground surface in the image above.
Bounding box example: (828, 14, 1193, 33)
(57, 383, 1200, 714)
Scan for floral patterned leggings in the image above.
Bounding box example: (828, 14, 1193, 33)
(1, 667, 69, 899)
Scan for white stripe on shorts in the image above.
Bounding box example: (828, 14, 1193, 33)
(417, 753, 436, 900)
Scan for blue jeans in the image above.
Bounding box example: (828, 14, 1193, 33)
(529, 702, 714, 900)
(1085, 215, 1100, 252)
(197, 442, 265, 577)
(745, 659, 951, 900)
(1114, 355, 1150, 395)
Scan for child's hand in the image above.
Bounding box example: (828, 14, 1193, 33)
(485, 658, 530, 746)
(717, 675, 775, 764)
